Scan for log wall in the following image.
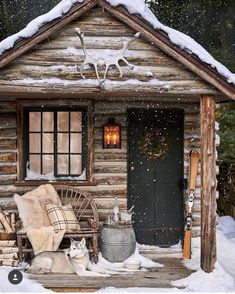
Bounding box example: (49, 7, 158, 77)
(0, 98, 203, 237)
(0, 8, 219, 97)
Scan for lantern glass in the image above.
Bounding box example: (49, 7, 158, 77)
(103, 124, 121, 149)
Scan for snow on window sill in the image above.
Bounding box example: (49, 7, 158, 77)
(25, 168, 87, 181)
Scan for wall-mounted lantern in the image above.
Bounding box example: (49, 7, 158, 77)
(103, 118, 121, 149)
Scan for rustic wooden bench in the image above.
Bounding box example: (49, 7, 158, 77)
(16, 186, 100, 263)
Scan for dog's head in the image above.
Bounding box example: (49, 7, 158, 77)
(67, 238, 87, 258)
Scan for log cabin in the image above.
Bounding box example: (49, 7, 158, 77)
(0, 0, 234, 274)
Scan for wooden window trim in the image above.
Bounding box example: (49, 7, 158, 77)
(16, 99, 95, 186)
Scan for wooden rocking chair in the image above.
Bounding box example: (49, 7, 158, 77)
(17, 186, 100, 263)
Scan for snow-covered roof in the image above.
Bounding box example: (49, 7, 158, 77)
(0, 0, 83, 56)
(0, 0, 235, 89)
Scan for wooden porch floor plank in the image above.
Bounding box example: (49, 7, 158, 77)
(28, 258, 193, 291)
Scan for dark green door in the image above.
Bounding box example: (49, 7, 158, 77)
(128, 109, 184, 246)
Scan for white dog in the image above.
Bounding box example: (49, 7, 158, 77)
(26, 238, 112, 277)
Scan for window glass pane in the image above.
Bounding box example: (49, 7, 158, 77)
(43, 133, 54, 153)
(29, 133, 41, 153)
(29, 112, 41, 132)
(71, 112, 82, 132)
(58, 112, 69, 132)
(43, 112, 54, 132)
(70, 133, 82, 153)
(57, 133, 69, 153)
(57, 155, 69, 175)
(42, 155, 53, 175)
(70, 155, 82, 175)
(29, 155, 40, 174)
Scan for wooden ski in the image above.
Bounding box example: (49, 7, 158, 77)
(182, 149, 200, 260)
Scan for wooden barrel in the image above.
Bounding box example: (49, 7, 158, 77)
(101, 225, 136, 262)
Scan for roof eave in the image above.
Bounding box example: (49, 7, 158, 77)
(98, 0, 235, 100)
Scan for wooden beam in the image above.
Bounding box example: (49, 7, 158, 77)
(200, 94, 217, 272)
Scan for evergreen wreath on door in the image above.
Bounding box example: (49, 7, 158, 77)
(138, 129, 170, 160)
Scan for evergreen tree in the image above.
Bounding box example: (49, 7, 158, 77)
(216, 103, 235, 163)
(145, 0, 235, 72)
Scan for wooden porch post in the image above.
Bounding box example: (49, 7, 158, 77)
(200, 94, 217, 272)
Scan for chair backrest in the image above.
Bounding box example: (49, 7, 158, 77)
(55, 186, 99, 228)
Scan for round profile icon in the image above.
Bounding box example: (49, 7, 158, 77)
(8, 270, 23, 285)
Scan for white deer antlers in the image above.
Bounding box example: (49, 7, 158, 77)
(75, 28, 141, 87)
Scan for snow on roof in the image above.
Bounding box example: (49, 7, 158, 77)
(0, 0, 83, 56)
(0, 0, 235, 87)
(108, 0, 235, 86)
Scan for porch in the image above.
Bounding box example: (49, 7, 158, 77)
(28, 255, 194, 292)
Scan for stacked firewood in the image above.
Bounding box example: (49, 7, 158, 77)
(0, 206, 18, 266)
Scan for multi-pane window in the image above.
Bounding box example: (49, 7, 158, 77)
(24, 108, 87, 180)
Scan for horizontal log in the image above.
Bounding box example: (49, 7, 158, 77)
(0, 102, 16, 112)
(59, 24, 137, 37)
(0, 259, 18, 266)
(78, 184, 127, 197)
(0, 115, 16, 129)
(185, 113, 200, 121)
(3, 62, 198, 83)
(93, 197, 127, 209)
(0, 128, 17, 139)
(78, 7, 121, 20)
(36, 36, 156, 51)
(94, 151, 127, 161)
(0, 81, 218, 96)
(13, 47, 178, 66)
(86, 188, 127, 198)
(94, 140, 127, 149)
(94, 162, 127, 173)
(94, 148, 127, 154)
(0, 175, 17, 185)
(0, 240, 16, 247)
(0, 185, 36, 196)
(0, 253, 18, 259)
(0, 139, 16, 149)
(94, 101, 200, 113)
(0, 247, 18, 254)
(0, 166, 17, 175)
(0, 152, 16, 163)
(94, 174, 127, 185)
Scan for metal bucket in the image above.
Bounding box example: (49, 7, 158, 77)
(101, 226, 136, 262)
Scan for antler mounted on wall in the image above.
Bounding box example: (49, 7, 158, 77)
(75, 28, 141, 87)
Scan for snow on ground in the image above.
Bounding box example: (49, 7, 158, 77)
(0, 266, 51, 292)
(1, 216, 235, 292)
(96, 287, 181, 292)
(137, 240, 182, 253)
(0, 0, 235, 86)
(92, 248, 163, 272)
(97, 216, 235, 292)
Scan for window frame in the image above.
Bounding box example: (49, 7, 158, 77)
(16, 100, 95, 186)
